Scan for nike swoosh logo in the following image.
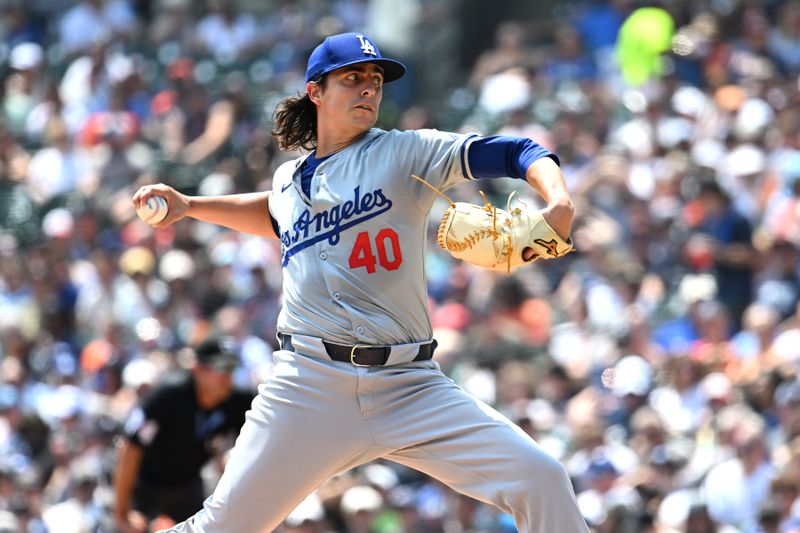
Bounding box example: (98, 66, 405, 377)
(281, 183, 292, 193)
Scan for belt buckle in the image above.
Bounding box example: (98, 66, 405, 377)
(349, 345, 372, 367)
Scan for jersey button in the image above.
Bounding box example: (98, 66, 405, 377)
(320, 252, 327, 260)
(333, 292, 341, 300)
(356, 326, 365, 335)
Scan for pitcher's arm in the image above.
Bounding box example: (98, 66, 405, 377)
(133, 184, 278, 239)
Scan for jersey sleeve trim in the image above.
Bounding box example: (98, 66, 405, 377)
(459, 134, 480, 181)
(270, 213, 280, 236)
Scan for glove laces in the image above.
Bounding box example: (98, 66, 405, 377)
(411, 175, 521, 272)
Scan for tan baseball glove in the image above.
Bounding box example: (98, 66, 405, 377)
(414, 176, 573, 272)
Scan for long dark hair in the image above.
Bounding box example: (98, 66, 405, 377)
(271, 77, 325, 152)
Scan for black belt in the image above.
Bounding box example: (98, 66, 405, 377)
(278, 333, 436, 366)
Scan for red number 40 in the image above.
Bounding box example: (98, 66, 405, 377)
(348, 228, 403, 273)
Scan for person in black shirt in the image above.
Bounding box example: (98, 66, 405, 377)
(113, 337, 255, 533)
(686, 179, 756, 329)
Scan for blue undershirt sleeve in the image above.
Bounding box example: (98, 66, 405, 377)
(464, 135, 560, 180)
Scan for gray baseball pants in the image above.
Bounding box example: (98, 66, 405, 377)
(160, 335, 589, 533)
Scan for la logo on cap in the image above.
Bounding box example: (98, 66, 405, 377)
(357, 34, 377, 56)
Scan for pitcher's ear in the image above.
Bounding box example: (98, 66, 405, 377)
(307, 82, 322, 105)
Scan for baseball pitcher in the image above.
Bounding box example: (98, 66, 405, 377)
(133, 32, 588, 533)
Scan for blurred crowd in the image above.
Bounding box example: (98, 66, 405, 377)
(4, 0, 800, 532)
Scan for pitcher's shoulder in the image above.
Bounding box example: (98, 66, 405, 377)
(377, 127, 465, 144)
(366, 128, 423, 149)
(272, 155, 307, 178)
(285, 155, 308, 170)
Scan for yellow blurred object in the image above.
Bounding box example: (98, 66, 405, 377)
(119, 246, 156, 276)
(617, 7, 676, 87)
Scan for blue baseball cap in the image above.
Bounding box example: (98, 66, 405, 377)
(306, 32, 406, 83)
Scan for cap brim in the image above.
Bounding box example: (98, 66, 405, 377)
(312, 58, 406, 83)
(372, 58, 406, 82)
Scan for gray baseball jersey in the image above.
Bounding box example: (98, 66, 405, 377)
(269, 127, 473, 345)
(162, 126, 589, 533)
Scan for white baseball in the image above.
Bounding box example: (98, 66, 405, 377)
(136, 195, 169, 225)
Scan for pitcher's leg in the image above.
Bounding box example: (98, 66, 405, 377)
(374, 364, 588, 533)
(160, 352, 380, 533)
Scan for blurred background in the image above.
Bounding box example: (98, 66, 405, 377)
(4, 0, 800, 531)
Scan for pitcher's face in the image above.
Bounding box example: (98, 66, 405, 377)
(308, 63, 384, 134)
